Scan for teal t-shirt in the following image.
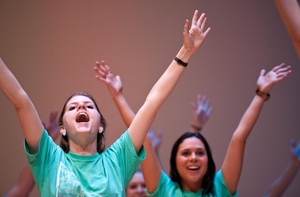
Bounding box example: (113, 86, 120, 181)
(147, 170, 238, 197)
(25, 129, 145, 196)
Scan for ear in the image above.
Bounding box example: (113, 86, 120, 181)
(99, 126, 104, 134)
(60, 127, 66, 136)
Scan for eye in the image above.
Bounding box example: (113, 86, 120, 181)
(181, 151, 190, 156)
(69, 106, 76, 111)
(197, 150, 205, 156)
(87, 105, 94, 109)
(129, 184, 137, 189)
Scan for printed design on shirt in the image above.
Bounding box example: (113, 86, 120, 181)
(56, 162, 103, 197)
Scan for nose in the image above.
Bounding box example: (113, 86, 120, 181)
(77, 103, 86, 110)
(190, 152, 197, 161)
(137, 185, 145, 193)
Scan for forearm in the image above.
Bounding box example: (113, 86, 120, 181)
(275, 0, 300, 59)
(0, 58, 28, 108)
(235, 95, 264, 141)
(264, 161, 300, 197)
(0, 58, 42, 153)
(145, 47, 191, 110)
(275, 0, 300, 41)
(128, 47, 193, 150)
(112, 93, 135, 128)
(222, 95, 265, 193)
(6, 164, 35, 197)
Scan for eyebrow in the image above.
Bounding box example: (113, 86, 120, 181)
(68, 101, 93, 105)
(180, 147, 206, 152)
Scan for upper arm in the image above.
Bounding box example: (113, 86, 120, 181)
(15, 92, 43, 153)
(141, 136, 162, 193)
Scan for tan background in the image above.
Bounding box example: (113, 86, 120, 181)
(0, 1, 299, 196)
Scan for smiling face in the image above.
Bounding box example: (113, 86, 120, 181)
(175, 136, 208, 191)
(126, 171, 147, 197)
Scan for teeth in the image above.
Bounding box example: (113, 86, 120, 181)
(188, 166, 199, 170)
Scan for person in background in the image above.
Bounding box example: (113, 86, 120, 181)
(274, 0, 300, 60)
(263, 138, 300, 197)
(3, 111, 60, 197)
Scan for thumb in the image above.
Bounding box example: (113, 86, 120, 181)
(260, 69, 266, 77)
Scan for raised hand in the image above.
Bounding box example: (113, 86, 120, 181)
(183, 10, 211, 55)
(257, 63, 292, 93)
(190, 94, 212, 131)
(94, 60, 123, 98)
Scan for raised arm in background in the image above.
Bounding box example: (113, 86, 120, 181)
(274, 0, 300, 59)
(263, 138, 300, 197)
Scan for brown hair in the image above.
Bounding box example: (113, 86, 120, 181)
(58, 92, 107, 153)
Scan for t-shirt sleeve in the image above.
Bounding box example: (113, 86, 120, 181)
(24, 129, 62, 186)
(106, 130, 146, 185)
(214, 170, 238, 197)
(146, 170, 179, 197)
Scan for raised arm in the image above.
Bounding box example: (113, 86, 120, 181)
(95, 10, 210, 153)
(274, 0, 300, 59)
(95, 9, 211, 193)
(221, 63, 292, 194)
(126, 10, 210, 152)
(0, 58, 43, 153)
(263, 138, 300, 197)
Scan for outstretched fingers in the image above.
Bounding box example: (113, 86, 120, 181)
(191, 10, 199, 26)
(94, 61, 113, 82)
(274, 64, 292, 81)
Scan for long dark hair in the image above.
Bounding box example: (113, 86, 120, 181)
(58, 92, 107, 153)
(169, 131, 215, 196)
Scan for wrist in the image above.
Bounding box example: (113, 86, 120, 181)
(191, 124, 202, 132)
(176, 46, 193, 63)
(256, 88, 270, 101)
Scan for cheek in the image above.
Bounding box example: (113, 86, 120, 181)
(175, 156, 185, 170)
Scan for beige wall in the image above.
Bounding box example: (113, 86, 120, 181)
(0, 1, 299, 196)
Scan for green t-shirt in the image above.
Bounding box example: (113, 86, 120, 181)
(25, 129, 145, 196)
(147, 170, 238, 197)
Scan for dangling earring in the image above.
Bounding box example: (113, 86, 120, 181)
(99, 127, 104, 134)
(61, 129, 66, 136)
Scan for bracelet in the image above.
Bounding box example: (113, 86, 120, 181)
(191, 124, 202, 132)
(256, 88, 270, 101)
(174, 57, 188, 67)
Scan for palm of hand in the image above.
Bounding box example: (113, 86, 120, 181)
(106, 73, 123, 95)
(257, 71, 277, 92)
(194, 108, 209, 127)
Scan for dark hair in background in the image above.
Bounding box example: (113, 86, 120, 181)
(58, 92, 107, 153)
(169, 131, 216, 196)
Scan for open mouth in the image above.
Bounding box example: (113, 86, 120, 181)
(187, 166, 200, 171)
(76, 112, 89, 122)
